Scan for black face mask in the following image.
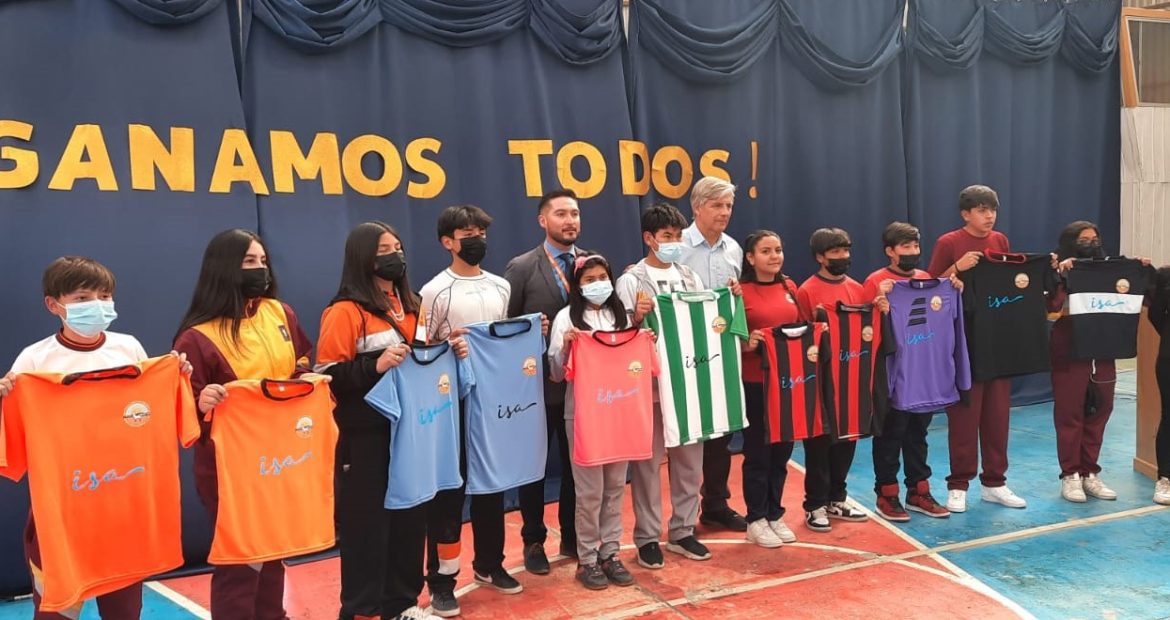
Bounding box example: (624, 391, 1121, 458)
(1075, 239, 1103, 259)
(897, 253, 921, 273)
(457, 236, 487, 266)
(825, 258, 851, 277)
(374, 252, 407, 281)
(240, 267, 270, 299)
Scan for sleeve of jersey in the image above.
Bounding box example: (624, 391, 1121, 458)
(457, 355, 476, 400)
(561, 341, 575, 384)
(648, 333, 661, 377)
(1151, 268, 1170, 336)
(364, 370, 402, 423)
(730, 294, 749, 339)
(0, 381, 28, 479)
(614, 274, 640, 323)
(817, 326, 837, 428)
(952, 290, 973, 392)
(317, 305, 383, 396)
(176, 373, 201, 448)
(795, 285, 814, 322)
(422, 285, 449, 343)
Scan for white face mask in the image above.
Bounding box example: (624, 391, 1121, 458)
(581, 280, 614, 305)
(60, 299, 118, 337)
(654, 241, 684, 264)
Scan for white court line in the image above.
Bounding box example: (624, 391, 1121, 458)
(145, 582, 211, 620)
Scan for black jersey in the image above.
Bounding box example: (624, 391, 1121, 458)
(959, 251, 1055, 381)
(1065, 258, 1151, 360)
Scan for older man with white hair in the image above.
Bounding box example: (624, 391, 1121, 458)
(678, 176, 748, 532)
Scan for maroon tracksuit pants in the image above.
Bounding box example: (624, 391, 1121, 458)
(946, 378, 1012, 491)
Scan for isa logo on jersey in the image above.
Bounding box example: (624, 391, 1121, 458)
(522, 356, 538, 377)
(122, 401, 151, 428)
(295, 416, 314, 439)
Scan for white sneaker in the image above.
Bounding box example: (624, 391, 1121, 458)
(394, 606, 441, 620)
(768, 519, 797, 543)
(946, 489, 967, 513)
(1061, 473, 1087, 503)
(981, 485, 1027, 509)
(1082, 473, 1117, 500)
(746, 519, 783, 548)
(1154, 477, 1170, 506)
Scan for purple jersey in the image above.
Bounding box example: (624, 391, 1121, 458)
(885, 279, 971, 413)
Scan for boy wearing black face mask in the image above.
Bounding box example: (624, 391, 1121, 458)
(862, 223, 952, 521)
(419, 205, 520, 615)
(795, 228, 873, 532)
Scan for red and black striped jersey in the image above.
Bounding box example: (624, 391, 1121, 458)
(759, 322, 834, 443)
(816, 302, 890, 440)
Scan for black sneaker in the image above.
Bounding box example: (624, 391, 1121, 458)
(473, 567, 524, 595)
(636, 542, 665, 569)
(523, 543, 550, 575)
(599, 555, 634, 586)
(666, 536, 712, 561)
(826, 501, 869, 522)
(699, 508, 749, 532)
(575, 563, 608, 590)
(428, 588, 460, 618)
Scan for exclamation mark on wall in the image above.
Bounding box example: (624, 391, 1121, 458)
(749, 141, 759, 199)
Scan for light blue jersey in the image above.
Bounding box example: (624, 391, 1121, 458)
(365, 342, 473, 509)
(462, 313, 548, 494)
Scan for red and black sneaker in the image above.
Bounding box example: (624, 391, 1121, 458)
(875, 484, 910, 522)
(906, 480, 951, 518)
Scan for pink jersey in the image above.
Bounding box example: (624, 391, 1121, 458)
(565, 329, 658, 466)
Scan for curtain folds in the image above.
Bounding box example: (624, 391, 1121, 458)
(246, 0, 622, 61)
(107, 0, 224, 24)
(907, 0, 1118, 73)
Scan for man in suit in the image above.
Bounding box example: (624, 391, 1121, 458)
(504, 188, 583, 575)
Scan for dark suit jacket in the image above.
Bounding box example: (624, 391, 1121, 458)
(505, 243, 584, 407)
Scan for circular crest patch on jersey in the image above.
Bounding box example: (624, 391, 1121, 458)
(295, 416, 314, 439)
(1116, 278, 1131, 294)
(122, 401, 151, 428)
(1014, 273, 1030, 289)
(437, 373, 451, 395)
(861, 326, 874, 342)
(522, 356, 538, 377)
(930, 295, 943, 311)
(628, 360, 644, 377)
(711, 316, 728, 334)
(806, 345, 819, 363)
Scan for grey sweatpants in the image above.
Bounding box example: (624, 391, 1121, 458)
(565, 419, 628, 566)
(629, 403, 704, 547)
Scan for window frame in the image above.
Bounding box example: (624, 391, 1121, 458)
(1121, 7, 1170, 108)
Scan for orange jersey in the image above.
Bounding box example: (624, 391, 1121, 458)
(206, 376, 338, 564)
(0, 355, 198, 612)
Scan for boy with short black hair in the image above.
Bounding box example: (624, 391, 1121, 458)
(795, 229, 872, 532)
(927, 185, 1026, 513)
(419, 205, 520, 617)
(0, 256, 190, 620)
(863, 223, 951, 521)
(616, 203, 710, 569)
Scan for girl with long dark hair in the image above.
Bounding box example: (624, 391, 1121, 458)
(546, 255, 639, 590)
(173, 229, 314, 620)
(738, 231, 802, 548)
(315, 221, 466, 620)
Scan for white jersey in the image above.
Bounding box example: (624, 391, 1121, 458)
(9, 332, 149, 374)
(645, 289, 749, 447)
(420, 269, 511, 341)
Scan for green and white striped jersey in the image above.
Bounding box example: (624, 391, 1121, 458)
(645, 288, 749, 447)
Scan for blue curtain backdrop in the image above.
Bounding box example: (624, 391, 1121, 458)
(242, 0, 640, 344)
(628, 0, 909, 279)
(0, 0, 250, 595)
(905, 0, 1121, 259)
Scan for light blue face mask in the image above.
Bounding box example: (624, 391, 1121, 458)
(581, 280, 614, 305)
(60, 299, 117, 337)
(654, 241, 684, 264)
